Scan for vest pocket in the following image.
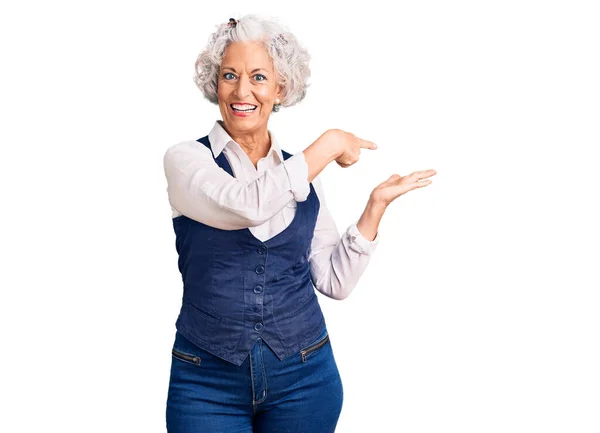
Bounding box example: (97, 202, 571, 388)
(171, 348, 201, 366)
(285, 293, 317, 318)
(188, 301, 221, 324)
(300, 333, 330, 362)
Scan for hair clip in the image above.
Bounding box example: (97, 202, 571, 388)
(277, 33, 288, 45)
(227, 18, 238, 28)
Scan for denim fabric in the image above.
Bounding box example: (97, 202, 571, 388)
(166, 325, 343, 432)
(171, 135, 326, 366)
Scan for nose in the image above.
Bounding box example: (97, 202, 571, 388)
(233, 74, 251, 99)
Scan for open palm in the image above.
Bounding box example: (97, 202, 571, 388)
(371, 169, 437, 206)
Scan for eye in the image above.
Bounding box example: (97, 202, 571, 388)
(254, 74, 267, 81)
(223, 72, 236, 80)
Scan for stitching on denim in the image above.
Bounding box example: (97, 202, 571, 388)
(255, 340, 268, 404)
(249, 346, 258, 409)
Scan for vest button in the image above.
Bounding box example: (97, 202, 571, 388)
(253, 285, 263, 294)
(254, 322, 264, 331)
(255, 265, 265, 274)
(258, 246, 267, 255)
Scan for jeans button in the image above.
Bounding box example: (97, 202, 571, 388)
(254, 322, 264, 331)
(255, 265, 265, 274)
(253, 285, 263, 294)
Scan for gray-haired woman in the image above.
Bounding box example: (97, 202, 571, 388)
(163, 14, 436, 432)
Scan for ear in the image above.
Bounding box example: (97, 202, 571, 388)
(275, 84, 284, 100)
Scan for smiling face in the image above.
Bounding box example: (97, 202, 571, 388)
(217, 41, 283, 137)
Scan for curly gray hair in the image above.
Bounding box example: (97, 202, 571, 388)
(193, 14, 311, 109)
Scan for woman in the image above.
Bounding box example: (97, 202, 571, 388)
(163, 14, 436, 432)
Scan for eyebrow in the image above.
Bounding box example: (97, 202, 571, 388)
(222, 67, 268, 74)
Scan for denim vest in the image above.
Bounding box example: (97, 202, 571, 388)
(171, 135, 326, 366)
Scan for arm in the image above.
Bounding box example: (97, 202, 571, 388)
(163, 129, 376, 230)
(308, 177, 380, 300)
(302, 136, 339, 183)
(309, 169, 437, 298)
(356, 200, 386, 241)
(163, 139, 335, 230)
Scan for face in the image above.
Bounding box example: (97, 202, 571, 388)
(217, 41, 282, 135)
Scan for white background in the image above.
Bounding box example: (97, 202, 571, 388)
(1, 0, 599, 432)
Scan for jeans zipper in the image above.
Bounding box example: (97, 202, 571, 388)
(301, 334, 329, 362)
(172, 348, 201, 365)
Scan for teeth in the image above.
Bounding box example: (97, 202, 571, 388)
(232, 104, 257, 111)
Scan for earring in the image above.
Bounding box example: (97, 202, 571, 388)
(273, 98, 281, 112)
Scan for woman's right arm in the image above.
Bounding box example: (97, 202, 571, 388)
(163, 130, 376, 230)
(304, 129, 377, 181)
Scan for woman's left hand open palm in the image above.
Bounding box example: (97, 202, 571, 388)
(370, 169, 437, 206)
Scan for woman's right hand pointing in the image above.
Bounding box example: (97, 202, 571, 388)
(302, 129, 378, 183)
(324, 129, 378, 168)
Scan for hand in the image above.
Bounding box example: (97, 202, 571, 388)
(370, 169, 437, 206)
(322, 129, 377, 168)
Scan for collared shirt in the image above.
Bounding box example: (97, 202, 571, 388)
(163, 120, 379, 300)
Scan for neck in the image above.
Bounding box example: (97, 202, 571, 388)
(219, 120, 271, 160)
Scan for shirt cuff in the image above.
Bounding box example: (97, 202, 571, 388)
(346, 223, 380, 255)
(282, 152, 310, 202)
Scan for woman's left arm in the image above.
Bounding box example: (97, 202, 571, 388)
(309, 169, 437, 299)
(308, 177, 381, 300)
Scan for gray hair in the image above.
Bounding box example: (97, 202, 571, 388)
(193, 14, 311, 109)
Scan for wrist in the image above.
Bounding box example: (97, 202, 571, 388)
(357, 199, 386, 241)
(321, 129, 344, 160)
(367, 194, 388, 212)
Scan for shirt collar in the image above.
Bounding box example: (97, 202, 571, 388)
(207, 120, 284, 163)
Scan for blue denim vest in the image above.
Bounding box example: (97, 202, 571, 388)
(171, 135, 326, 366)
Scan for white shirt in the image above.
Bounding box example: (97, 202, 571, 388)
(163, 121, 379, 300)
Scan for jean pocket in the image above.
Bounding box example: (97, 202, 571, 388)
(171, 332, 203, 366)
(171, 347, 202, 366)
(300, 330, 329, 363)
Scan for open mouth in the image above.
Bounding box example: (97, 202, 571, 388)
(230, 103, 257, 112)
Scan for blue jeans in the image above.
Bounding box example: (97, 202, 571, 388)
(165, 326, 344, 432)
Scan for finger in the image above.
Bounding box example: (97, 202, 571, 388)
(377, 174, 401, 187)
(409, 170, 435, 183)
(394, 179, 431, 197)
(386, 174, 402, 184)
(358, 138, 377, 150)
(416, 169, 437, 178)
(415, 179, 433, 187)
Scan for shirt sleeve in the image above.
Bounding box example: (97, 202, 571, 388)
(163, 141, 310, 230)
(308, 177, 380, 300)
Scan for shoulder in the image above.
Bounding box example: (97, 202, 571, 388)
(164, 139, 208, 155)
(163, 139, 213, 165)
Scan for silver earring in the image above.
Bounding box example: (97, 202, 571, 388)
(273, 99, 281, 112)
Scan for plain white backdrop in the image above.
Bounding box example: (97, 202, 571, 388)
(1, 0, 599, 432)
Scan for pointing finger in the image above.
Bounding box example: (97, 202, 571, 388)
(358, 139, 377, 150)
